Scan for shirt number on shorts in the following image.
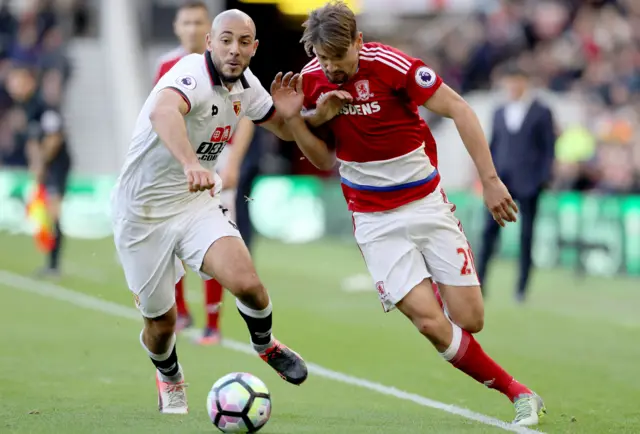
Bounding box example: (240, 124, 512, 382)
(456, 247, 476, 276)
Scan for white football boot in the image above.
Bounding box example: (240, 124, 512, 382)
(155, 369, 188, 414)
(513, 393, 546, 426)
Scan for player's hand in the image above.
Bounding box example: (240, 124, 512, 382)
(271, 71, 304, 120)
(316, 90, 352, 122)
(482, 176, 518, 227)
(183, 162, 215, 192)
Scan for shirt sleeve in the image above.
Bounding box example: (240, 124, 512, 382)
(300, 69, 317, 111)
(373, 44, 443, 106)
(156, 58, 207, 115)
(241, 68, 275, 124)
(40, 109, 63, 134)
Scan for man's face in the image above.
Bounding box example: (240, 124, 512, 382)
(6, 68, 36, 102)
(503, 75, 529, 101)
(314, 33, 362, 84)
(207, 18, 258, 83)
(174, 7, 209, 53)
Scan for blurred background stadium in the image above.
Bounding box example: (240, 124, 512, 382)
(1, 1, 639, 433)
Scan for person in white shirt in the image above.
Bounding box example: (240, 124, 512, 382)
(111, 9, 308, 414)
(476, 63, 556, 303)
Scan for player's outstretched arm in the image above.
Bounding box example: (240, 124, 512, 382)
(271, 72, 335, 170)
(300, 89, 352, 128)
(286, 116, 335, 170)
(258, 114, 294, 141)
(149, 88, 214, 192)
(424, 84, 518, 226)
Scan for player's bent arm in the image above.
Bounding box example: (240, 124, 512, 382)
(226, 117, 255, 173)
(423, 84, 498, 182)
(41, 133, 64, 162)
(149, 88, 199, 167)
(284, 115, 335, 170)
(301, 109, 329, 128)
(258, 112, 296, 142)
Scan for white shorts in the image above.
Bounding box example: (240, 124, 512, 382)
(113, 196, 241, 318)
(352, 185, 479, 312)
(216, 145, 237, 221)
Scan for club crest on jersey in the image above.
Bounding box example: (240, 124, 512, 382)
(176, 75, 196, 90)
(375, 281, 386, 297)
(355, 80, 373, 101)
(233, 100, 242, 116)
(415, 66, 437, 88)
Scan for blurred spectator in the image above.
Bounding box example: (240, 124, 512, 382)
(476, 64, 556, 303)
(0, 0, 85, 278)
(387, 0, 640, 193)
(0, 0, 82, 169)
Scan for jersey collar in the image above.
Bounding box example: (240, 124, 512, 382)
(205, 50, 251, 90)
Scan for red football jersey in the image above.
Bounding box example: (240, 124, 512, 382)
(301, 42, 443, 212)
(153, 47, 188, 85)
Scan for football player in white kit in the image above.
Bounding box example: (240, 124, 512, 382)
(111, 10, 307, 414)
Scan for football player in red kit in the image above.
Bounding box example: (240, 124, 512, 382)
(270, 1, 545, 426)
(154, 0, 254, 345)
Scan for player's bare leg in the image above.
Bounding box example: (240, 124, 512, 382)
(438, 284, 545, 425)
(201, 236, 308, 385)
(140, 305, 188, 414)
(437, 283, 485, 333)
(398, 279, 545, 426)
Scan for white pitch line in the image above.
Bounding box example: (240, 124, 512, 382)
(0, 270, 544, 434)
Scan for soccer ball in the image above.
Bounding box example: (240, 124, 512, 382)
(207, 372, 272, 433)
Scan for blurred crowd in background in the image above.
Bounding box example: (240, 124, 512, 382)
(2, 0, 640, 193)
(398, 0, 640, 193)
(0, 0, 88, 167)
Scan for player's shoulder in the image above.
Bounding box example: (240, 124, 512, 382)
(360, 42, 417, 75)
(241, 67, 263, 89)
(300, 58, 323, 77)
(241, 67, 270, 101)
(172, 52, 204, 70)
(159, 53, 207, 85)
(299, 58, 326, 97)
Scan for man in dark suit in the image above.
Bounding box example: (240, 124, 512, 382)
(476, 64, 556, 302)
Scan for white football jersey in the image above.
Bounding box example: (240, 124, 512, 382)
(112, 51, 274, 222)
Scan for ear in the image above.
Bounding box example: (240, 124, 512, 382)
(205, 33, 212, 50)
(252, 39, 259, 58)
(356, 32, 364, 50)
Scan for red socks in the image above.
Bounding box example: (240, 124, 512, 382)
(204, 279, 224, 330)
(431, 281, 443, 309)
(441, 324, 532, 402)
(175, 277, 190, 317)
(175, 276, 224, 331)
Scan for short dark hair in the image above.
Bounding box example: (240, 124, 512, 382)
(300, 1, 358, 58)
(178, 1, 209, 14)
(501, 61, 529, 79)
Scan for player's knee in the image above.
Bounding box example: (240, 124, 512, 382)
(144, 311, 177, 342)
(413, 314, 450, 343)
(229, 275, 264, 303)
(455, 311, 484, 334)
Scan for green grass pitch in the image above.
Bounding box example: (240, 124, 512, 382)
(1, 233, 639, 433)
